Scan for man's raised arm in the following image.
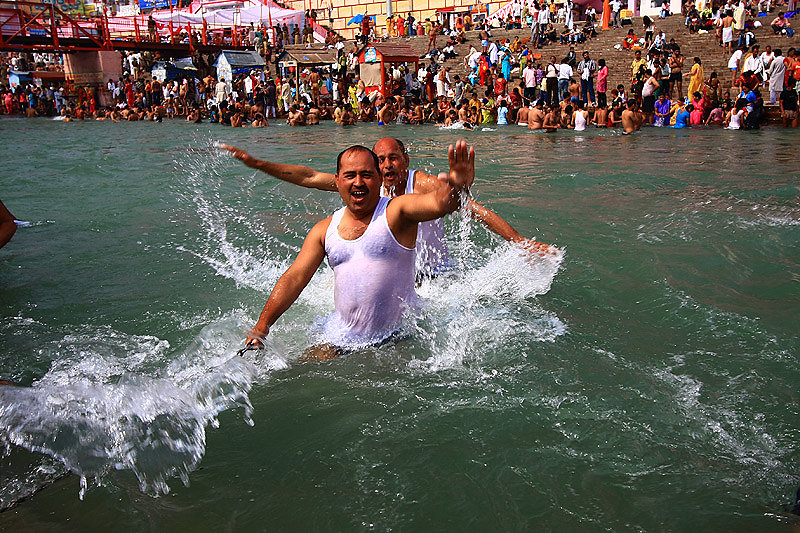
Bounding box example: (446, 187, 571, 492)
(412, 170, 557, 254)
(221, 144, 337, 191)
(389, 140, 475, 235)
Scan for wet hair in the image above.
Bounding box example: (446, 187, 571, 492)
(336, 145, 380, 174)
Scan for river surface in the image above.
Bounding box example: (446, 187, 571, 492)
(0, 117, 798, 531)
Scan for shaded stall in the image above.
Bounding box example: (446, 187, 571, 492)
(213, 50, 265, 84)
(356, 42, 419, 98)
(151, 57, 196, 81)
(275, 45, 337, 104)
(435, 6, 476, 30)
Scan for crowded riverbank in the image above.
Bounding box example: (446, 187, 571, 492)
(2, 2, 798, 130)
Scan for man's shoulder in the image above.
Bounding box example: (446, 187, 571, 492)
(312, 214, 334, 241)
(410, 169, 439, 193)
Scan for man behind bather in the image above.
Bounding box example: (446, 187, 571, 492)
(244, 141, 475, 356)
(222, 138, 554, 276)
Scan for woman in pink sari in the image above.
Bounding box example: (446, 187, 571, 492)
(689, 91, 705, 125)
(596, 58, 609, 107)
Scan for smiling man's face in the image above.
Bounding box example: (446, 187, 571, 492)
(335, 147, 383, 218)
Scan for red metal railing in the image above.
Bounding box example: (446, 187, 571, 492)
(0, 0, 110, 51)
(0, 1, 261, 52)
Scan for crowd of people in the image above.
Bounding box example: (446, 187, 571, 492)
(2, 0, 798, 130)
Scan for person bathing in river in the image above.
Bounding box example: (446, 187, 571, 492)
(222, 138, 556, 277)
(243, 141, 475, 361)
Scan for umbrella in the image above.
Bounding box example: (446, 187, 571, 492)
(348, 14, 374, 25)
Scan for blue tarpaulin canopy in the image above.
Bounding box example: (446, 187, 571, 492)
(348, 14, 375, 25)
(138, 0, 178, 10)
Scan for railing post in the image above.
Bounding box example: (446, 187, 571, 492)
(102, 6, 110, 49)
(50, 5, 59, 48)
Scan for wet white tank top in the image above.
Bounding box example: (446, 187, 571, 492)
(323, 196, 417, 346)
(382, 169, 450, 276)
(728, 109, 743, 130)
(574, 110, 587, 131)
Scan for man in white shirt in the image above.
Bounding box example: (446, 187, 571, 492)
(243, 74, 253, 105)
(557, 61, 573, 101)
(764, 49, 785, 103)
(417, 64, 428, 85)
(728, 46, 744, 86)
(215, 76, 230, 106)
(743, 44, 764, 80)
(536, 4, 550, 45)
(512, 0, 523, 20)
(523, 62, 538, 102)
(488, 40, 499, 66)
(545, 56, 560, 103)
(610, 0, 622, 28)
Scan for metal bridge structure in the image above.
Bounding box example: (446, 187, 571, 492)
(0, 1, 256, 56)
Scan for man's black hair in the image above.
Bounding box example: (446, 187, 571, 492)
(336, 146, 380, 174)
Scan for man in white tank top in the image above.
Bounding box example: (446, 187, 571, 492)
(244, 141, 475, 358)
(223, 138, 556, 275)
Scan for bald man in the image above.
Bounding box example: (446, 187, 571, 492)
(222, 138, 554, 276)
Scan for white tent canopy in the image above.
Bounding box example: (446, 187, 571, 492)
(151, 11, 205, 24)
(216, 4, 303, 25)
(152, 2, 303, 27)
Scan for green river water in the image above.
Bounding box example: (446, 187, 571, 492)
(0, 117, 798, 531)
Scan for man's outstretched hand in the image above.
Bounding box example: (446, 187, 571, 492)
(441, 139, 475, 191)
(516, 238, 561, 258)
(221, 144, 256, 167)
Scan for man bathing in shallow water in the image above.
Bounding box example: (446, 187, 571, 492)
(222, 137, 556, 276)
(244, 141, 475, 360)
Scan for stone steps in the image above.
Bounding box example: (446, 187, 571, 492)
(377, 13, 798, 98)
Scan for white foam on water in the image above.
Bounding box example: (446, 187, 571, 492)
(0, 314, 284, 499)
(410, 216, 566, 372)
(438, 122, 466, 130)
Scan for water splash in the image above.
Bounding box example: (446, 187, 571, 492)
(412, 241, 565, 372)
(0, 317, 270, 500)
